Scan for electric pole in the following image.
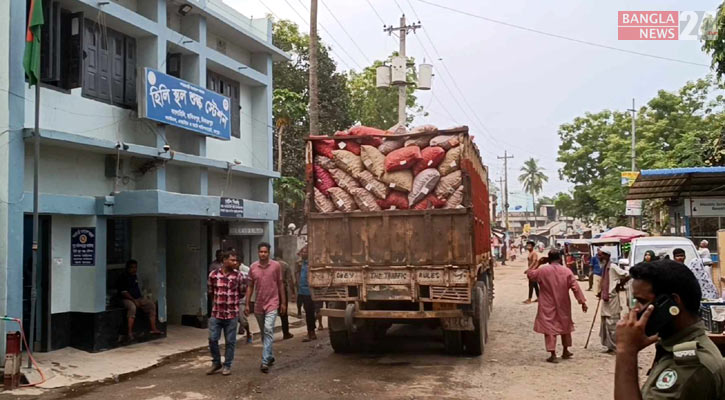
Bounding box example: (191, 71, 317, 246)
(628, 98, 636, 171)
(384, 15, 421, 124)
(498, 151, 514, 236)
(497, 177, 505, 228)
(308, 0, 320, 135)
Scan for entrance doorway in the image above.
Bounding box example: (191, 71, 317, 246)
(221, 236, 252, 266)
(22, 215, 51, 352)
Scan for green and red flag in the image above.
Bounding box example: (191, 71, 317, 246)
(23, 0, 44, 87)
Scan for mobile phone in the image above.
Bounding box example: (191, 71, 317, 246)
(637, 294, 677, 336)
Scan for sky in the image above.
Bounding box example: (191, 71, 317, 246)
(226, 0, 720, 197)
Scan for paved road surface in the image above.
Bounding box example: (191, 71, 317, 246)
(3, 256, 654, 400)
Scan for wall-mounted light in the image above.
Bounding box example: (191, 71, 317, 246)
(178, 4, 193, 16)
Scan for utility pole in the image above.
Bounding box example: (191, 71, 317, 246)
(497, 151, 514, 236)
(308, 0, 320, 135)
(384, 15, 421, 124)
(497, 177, 505, 228)
(627, 98, 638, 229)
(628, 98, 636, 171)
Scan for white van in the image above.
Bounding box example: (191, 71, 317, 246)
(619, 236, 701, 268)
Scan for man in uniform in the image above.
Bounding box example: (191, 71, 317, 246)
(614, 259, 725, 399)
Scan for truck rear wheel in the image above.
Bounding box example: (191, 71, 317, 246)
(330, 327, 354, 353)
(443, 329, 463, 355)
(463, 282, 488, 356)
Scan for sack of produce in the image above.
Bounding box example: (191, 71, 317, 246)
(387, 123, 408, 135)
(430, 135, 460, 151)
(314, 165, 336, 195)
(313, 139, 336, 159)
(350, 187, 382, 212)
(410, 124, 438, 135)
(438, 146, 462, 176)
(349, 125, 385, 147)
(314, 187, 336, 213)
(435, 170, 462, 198)
(412, 146, 446, 175)
(443, 185, 465, 209)
(314, 155, 336, 170)
(381, 169, 413, 192)
(378, 138, 405, 155)
(377, 191, 409, 210)
(384, 146, 422, 172)
(360, 145, 385, 178)
(333, 130, 362, 155)
(328, 187, 358, 212)
(404, 135, 431, 149)
(412, 194, 446, 210)
(332, 149, 364, 178)
(358, 170, 388, 199)
(329, 168, 360, 193)
(408, 168, 441, 206)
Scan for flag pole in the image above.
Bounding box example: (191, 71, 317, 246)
(28, 72, 40, 367)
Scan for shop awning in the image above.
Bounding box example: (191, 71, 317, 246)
(626, 167, 725, 200)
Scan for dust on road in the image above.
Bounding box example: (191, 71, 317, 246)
(3, 256, 653, 400)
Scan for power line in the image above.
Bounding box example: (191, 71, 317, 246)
(319, 0, 371, 62)
(413, 0, 710, 68)
(365, 0, 386, 25)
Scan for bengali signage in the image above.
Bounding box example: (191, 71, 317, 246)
(220, 197, 244, 218)
(71, 227, 96, 266)
(139, 68, 231, 140)
(625, 199, 643, 216)
(685, 198, 725, 217)
(229, 222, 264, 236)
(621, 171, 640, 187)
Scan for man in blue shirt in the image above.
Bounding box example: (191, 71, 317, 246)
(589, 250, 602, 294)
(118, 259, 162, 341)
(295, 246, 317, 342)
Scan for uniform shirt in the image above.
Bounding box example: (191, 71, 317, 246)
(641, 322, 725, 400)
(249, 260, 282, 314)
(207, 268, 245, 320)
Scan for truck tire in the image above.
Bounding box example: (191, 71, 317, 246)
(443, 329, 464, 355)
(330, 328, 354, 354)
(463, 282, 488, 356)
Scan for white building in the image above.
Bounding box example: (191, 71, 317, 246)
(0, 0, 287, 355)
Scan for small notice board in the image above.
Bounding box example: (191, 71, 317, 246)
(71, 227, 96, 266)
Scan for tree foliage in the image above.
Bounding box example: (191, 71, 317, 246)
(518, 158, 548, 216)
(557, 77, 725, 224)
(702, 5, 725, 79)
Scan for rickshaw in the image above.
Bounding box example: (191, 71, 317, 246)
(563, 239, 592, 281)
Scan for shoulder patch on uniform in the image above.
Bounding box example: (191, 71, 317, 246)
(673, 341, 699, 364)
(656, 369, 678, 390)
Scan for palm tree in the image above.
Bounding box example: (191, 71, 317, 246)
(518, 158, 549, 228)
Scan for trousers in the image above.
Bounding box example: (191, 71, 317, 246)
(208, 317, 238, 368)
(544, 333, 572, 352)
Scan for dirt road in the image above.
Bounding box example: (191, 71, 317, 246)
(5, 256, 653, 400)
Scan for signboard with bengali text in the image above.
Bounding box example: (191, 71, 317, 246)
(139, 68, 231, 140)
(71, 227, 96, 266)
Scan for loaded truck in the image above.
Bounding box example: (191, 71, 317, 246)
(305, 126, 494, 355)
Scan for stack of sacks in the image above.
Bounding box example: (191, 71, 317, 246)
(312, 124, 465, 212)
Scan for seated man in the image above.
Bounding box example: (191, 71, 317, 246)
(118, 259, 162, 340)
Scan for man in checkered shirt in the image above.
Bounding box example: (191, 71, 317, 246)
(206, 250, 245, 376)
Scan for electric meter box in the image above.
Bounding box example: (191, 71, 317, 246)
(376, 65, 391, 88)
(391, 56, 407, 85)
(417, 63, 432, 90)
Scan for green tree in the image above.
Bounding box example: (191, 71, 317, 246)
(518, 158, 548, 220)
(347, 55, 426, 128)
(273, 176, 306, 233)
(702, 5, 725, 79)
(557, 77, 725, 223)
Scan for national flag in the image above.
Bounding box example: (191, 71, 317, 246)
(23, 0, 44, 87)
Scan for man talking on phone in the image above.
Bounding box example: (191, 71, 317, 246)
(614, 260, 725, 400)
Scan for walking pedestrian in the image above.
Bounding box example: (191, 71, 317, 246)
(245, 242, 286, 373)
(526, 248, 588, 363)
(599, 249, 628, 353)
(274, 248, 296, 340)
(206, 250, 245, 376)
(295, 246, 317, 342)
(674, 247, 719, 299)
(523, 240, 540, 304)
(234, 254, 253, 344)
